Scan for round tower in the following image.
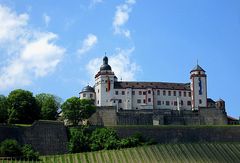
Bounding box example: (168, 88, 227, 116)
(190, 64, 207, 110)
(94, 56, 116, 106)
(79, 85, 95, 101)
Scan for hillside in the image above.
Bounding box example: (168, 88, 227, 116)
(39, 143, 240, 163)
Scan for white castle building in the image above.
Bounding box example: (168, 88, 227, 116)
(80, 56, 208, 111)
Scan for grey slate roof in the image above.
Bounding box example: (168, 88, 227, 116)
(80, 85, 95, 93)
(191, 64, 205, 72)
(114, 82, 191, 90)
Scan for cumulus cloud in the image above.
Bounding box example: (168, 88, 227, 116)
(86, 47, 140, 84)
(77, 34, 98, 55)
(0, 5, 65, 90)
(113, 0, 136, 38)
(43, 13, 51, 27)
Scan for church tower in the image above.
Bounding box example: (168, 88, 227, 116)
(94, 56, 116, 106)
(190, 64, 207, 110)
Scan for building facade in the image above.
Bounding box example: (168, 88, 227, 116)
(80, 56, 209, 111)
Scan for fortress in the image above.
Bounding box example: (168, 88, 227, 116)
(80, 56, 229, 125)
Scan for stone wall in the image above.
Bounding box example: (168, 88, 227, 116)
(114, 126, 240, 143)
(0, 121, 68, 155)
(89, 107, 228, 126)
(88, 106, 117, 126)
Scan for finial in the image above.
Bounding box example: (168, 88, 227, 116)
(197, 59, 199, 65)
(105, 52, 107, 56)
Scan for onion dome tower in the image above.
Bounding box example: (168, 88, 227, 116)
(94, 56, 116, 106)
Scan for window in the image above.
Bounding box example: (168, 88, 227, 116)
(166, 101, 170, 106)
(137, 99, 141, 103)
(97, 100, 99, 104)
(90, 94, 93, 98)
(184, 92, 186, 97)
(143, 91, 146, 95)
(157, 100, 161, 105)
(98, 89, 99, 93)
(132, 91, 135, 95)
(179, 91, 182, 96)
(115, 91, 118, 95)
(143, 99, 146, 103)
(163, 90, 166, 96)
(113, 100, 115, 103)
(188, 92, 191, 97)
(106, 88, 108, 92)
(119, 99, 122, 103)
(83, 93, 86, 97)
(139, 91, 142, 95)
(122, 91, 125, 95)
(168, 91, 171, 96)
(174, 101, 178, 106)
(157, 90, 160, 95)
(148, 90, 151, 94)
(173, 91, 176, 96)
(199, 99, 202, 104)
(187, 101, 191, 106)
(148, 98, 151, 102)
(181, 100, 184, 105)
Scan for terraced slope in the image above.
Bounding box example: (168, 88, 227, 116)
(2, 143, 240, 163)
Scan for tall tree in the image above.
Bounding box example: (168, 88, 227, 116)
(7, 89, 40, 124)
(35, 93, 61, 120)
(0, 95, 8, 123)
(61, 97, 95, 125)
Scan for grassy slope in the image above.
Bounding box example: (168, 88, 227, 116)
(2, 143, 240, 162)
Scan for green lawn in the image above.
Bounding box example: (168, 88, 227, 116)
(1, 143, 240, 163)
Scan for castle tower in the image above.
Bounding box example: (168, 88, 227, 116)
(79, 85, 95, 101)
(190, 64, 207, 110)
(94, 56, 116, 106)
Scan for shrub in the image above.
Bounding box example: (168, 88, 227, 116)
(0, 139, 21, 157)
(90, 128, 119, 151)
(68, 127, 91, 153)
(21, 144, 39, 160)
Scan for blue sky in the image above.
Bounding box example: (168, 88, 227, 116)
(0, 0, 239, 118)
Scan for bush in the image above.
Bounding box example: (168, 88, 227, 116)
(0, 139, 21, 157)
(21, 144, 39, 160)
(90, 128, 119, 151)
(68, 127, 91, 153)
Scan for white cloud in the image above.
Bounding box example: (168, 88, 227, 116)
(89, 0, 103, 8)
(113, 0, 136, 38)
(43, 13, 51, 27)
(86, 47, 140, 85)
(77, 34, 98, 55)
(0, 5, 65, 90)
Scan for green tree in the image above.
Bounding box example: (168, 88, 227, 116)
(0, 139, 21, 157)
(0, 95, 8, 123)
(35, 93, 61, 120)
(90, 128, 119, 151)
(68, 127, 91, 153)
(21, 144, 39, 160)
(7, 89, 40, 124)
(61, 97, 95, 125)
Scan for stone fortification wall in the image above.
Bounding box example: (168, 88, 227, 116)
(89, 107, 227, 126)
(88, 106, 117, 126)
(114, 126, 240, 143)
(0, 121, 68, 155)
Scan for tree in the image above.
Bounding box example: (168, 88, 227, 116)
(90, 128, 119, 151)
(35, 93, 61, 120)
(7, 89, 40, 124)
(0, 139, 21, 157)
(0, 95, 8, 123)
(61, 97, 95, 125)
